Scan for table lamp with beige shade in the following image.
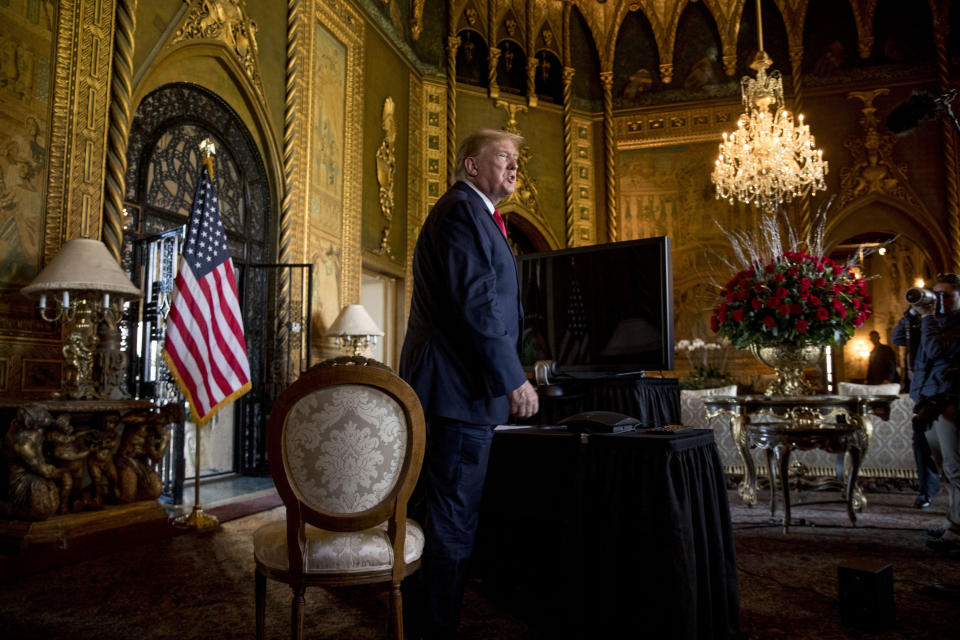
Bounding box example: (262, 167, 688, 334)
(21, 238, 142, 399)
(326, 304, 384, 357)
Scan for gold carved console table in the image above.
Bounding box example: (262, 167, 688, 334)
(703, 394, 896, 533)
(0, 398, 182, 553)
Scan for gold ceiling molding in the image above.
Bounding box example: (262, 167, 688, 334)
(614, 102, 739, 149)
(171, 0, 265, 98)
(449, 1, 942, 83)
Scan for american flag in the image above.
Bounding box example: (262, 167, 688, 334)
(163, 163, 251, 425)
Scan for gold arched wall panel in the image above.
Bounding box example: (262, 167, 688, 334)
(132, 42, 284, 217)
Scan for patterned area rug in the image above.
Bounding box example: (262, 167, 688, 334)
(1, 489, 959, 639)
(731, 488, 960, 640)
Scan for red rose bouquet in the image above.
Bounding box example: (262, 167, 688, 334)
(710, 250, 872, 348)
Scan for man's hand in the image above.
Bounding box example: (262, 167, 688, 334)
(913, 301, 936, 317)
(508, 380, 539, 418)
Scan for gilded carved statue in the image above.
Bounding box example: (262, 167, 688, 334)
(376, 97, 397, 254)
(115, 404, 179, 503)
(44, 417, 92, 514)
(86, 422, 120, 506)
(2, 405, 62, 520)
(62, 301, 98, 399)
(1, 403, 179, 520)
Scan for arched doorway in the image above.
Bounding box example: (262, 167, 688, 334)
(502, 206, 562, 255)
(826, 198, 940, 385)
(122, 83, 275, 486)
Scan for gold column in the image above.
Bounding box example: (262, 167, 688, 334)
(526, 56, 538, 107)
(446, 34, 459, 182)
(102, 0, 138, 262)
(526, 0, 536, 107)
(277, 0, 300, 381)
(789, 44, 812, 240)
(934, 20, 960, 271)
(488, 47, 500, 98)
(562, 66, 576, 248)
(600, 70, 616, 242)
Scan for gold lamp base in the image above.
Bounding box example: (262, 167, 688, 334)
(172, 505, 220, 531)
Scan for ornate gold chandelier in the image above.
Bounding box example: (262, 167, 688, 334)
(711, 0, 827, 212)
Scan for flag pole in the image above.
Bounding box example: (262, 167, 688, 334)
(173, 139, 220, 531)
(173, 413, 219, 530)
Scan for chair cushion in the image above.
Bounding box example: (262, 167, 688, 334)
(253, 518, 424, 574)
(284, 385, 407, 514)
(837, 382, 901, 396)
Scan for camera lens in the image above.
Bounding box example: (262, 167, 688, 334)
(905, 287, 936, 306)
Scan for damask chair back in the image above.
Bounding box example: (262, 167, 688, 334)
(829, 381, 915, 475)
(253, 359, 426, 640)
(681, 385, 740, 472)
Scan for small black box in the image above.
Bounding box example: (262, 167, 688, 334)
(838, 559, 895, 631)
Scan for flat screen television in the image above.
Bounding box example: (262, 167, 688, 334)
(518, 236, 674, 376)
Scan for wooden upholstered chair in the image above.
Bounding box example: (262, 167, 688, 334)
(254, 358, 426, 640)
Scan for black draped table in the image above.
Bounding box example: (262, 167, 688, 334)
(475, 426, 740, 639)
(537, 375, 681, 427)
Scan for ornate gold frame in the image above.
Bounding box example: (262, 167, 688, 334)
(0, 0, 115, 395)
(46, 0, 116, 254)
(293, 0, 364, 319)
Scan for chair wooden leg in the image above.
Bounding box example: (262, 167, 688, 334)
(255, 569, 266, 640)
(290, 586, 305, 640)
(391, 581, 404, 640)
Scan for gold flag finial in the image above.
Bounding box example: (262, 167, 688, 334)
(200, 138, 217, 179)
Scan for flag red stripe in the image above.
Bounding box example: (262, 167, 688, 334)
(164, 321, 211, 414)
(167, 271, 217, 413)
(166, 310, 212, 414)
(194, 269, 241, 394)
(206, 264, 250, 382)
(170, 270, 222, 414)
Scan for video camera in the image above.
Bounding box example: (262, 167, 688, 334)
(905, 287, 948, 315)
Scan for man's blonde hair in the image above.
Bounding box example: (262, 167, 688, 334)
(453, 129, 524, 182)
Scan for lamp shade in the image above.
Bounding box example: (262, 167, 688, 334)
(21, 238, 142, 299)
(326, 304, 384, 337)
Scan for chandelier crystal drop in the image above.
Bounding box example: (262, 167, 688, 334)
(711, 1, 827, 213)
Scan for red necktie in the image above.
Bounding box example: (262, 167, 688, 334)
(493, 208, 507, 238)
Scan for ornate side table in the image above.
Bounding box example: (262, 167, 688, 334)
(703, 394, 896, 533)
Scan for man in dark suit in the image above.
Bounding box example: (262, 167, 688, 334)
(866, 330, 900, 385)
(400, 128, 539, 639)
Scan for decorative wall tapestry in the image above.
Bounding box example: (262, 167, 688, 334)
(311, 22, 346, 237)
(0, 3, 54, 285)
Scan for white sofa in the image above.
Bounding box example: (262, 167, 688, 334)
(682, 383, 917, 479)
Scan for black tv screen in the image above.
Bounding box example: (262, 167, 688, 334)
(518, 236, 674, 375)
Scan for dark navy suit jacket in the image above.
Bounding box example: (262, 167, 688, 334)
(399, 181, 526, 425)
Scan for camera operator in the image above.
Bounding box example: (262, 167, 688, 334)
(893, 273, 960, 550)
(893, 298, 940, 509)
